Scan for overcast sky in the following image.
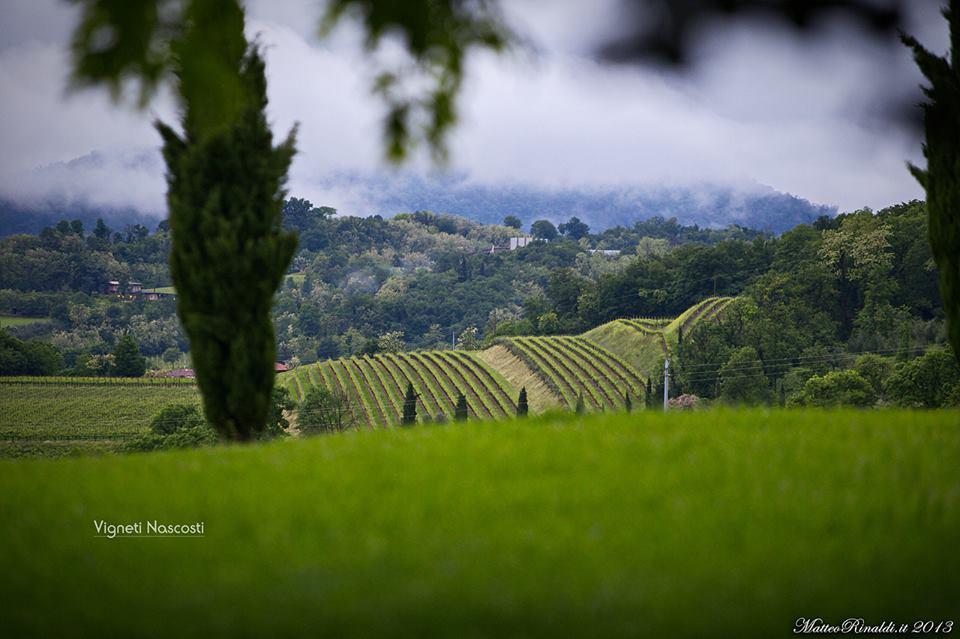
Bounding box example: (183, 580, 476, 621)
(0, 0, 950, 215)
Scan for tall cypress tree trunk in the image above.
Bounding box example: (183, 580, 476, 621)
(158, 11, 297, 440)
(904, 1, 960, 362)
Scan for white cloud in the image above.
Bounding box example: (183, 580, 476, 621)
(0, 0, 946, 217)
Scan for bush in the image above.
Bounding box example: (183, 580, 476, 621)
(790, 370, 876, 408)
(124, 404, 218, 452)
(150, 404, 206, 436)
(668, 394, 700, 410)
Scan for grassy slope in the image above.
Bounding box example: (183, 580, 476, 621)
(584, 297, 736, 378)
(1, 409, 957, 638)
(584, 320, 665, 376)
(476, 344, 559, 413)
(0, 382, 199, 457)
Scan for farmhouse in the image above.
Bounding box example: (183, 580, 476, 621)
(105, 280, 176, 301)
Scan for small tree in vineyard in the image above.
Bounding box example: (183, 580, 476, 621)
(112, 334, 146, 378)
(299, 387, 356, 434)
(402, 382, 419, 426)
(454, 393, 469, 421)
(517, 387, 528, 417)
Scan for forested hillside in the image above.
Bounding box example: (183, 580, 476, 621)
(2, 198, 955, 410)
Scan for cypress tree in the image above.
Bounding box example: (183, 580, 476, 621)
(157, 36, 297, 440)
(904, 3, 960, 362)
(517, 386, 528, 417)
(112, 334, 146, 378)
(454, 393, 469, 421)
(402, 382, 418, 425)
(645, 377, 654, 409)
(624, 391, 632, 413)
(575, 391, 585, 414)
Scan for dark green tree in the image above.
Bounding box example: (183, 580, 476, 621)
(530, 220, 558, 241)
(645, 377, 653, 409)
(790, 370, 876, 408)
(558, 217, 590, 240)
(454, 393, 469, 421)
(93, 218, 110, 239)
(575, 391, 585, 414)
(158, 40, 297, 440)
(112, 333, 146, 377)
(719, 346, 771, 406)
(517, 386, 528, 416)
(299, 386, 356, 434)
(402, 382, 418, 426)
(262, 386, 296, 439)
(124, 403, 218, 452)
(903, 2, 960, 362)
(624, 391, 632, 412)
(884, 347, 960, 408)
(503, 215, 522, 229)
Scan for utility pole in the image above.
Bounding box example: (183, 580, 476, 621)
(663, 358, 670, 411)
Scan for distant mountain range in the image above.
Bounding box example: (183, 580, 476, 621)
(1, 159, 836, 236)
(318, 172, 836, 234)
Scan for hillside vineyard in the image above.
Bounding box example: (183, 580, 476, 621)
(279, 298, 732, 426)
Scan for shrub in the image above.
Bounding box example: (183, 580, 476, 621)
(150, 404, 206, 436)
(124, 404, 218, 452)
(790, 370, 876, 408)
(668, 394, 700, 410)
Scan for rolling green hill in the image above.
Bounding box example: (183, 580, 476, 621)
(282, 351, 518, 426)
(279, 298, 733, 424)
(585, 297, 735, 376)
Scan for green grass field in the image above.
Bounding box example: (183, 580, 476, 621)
(1, 408, 957, 637)
(0, 314, 51, 328)
(0, 381, 199, 457)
